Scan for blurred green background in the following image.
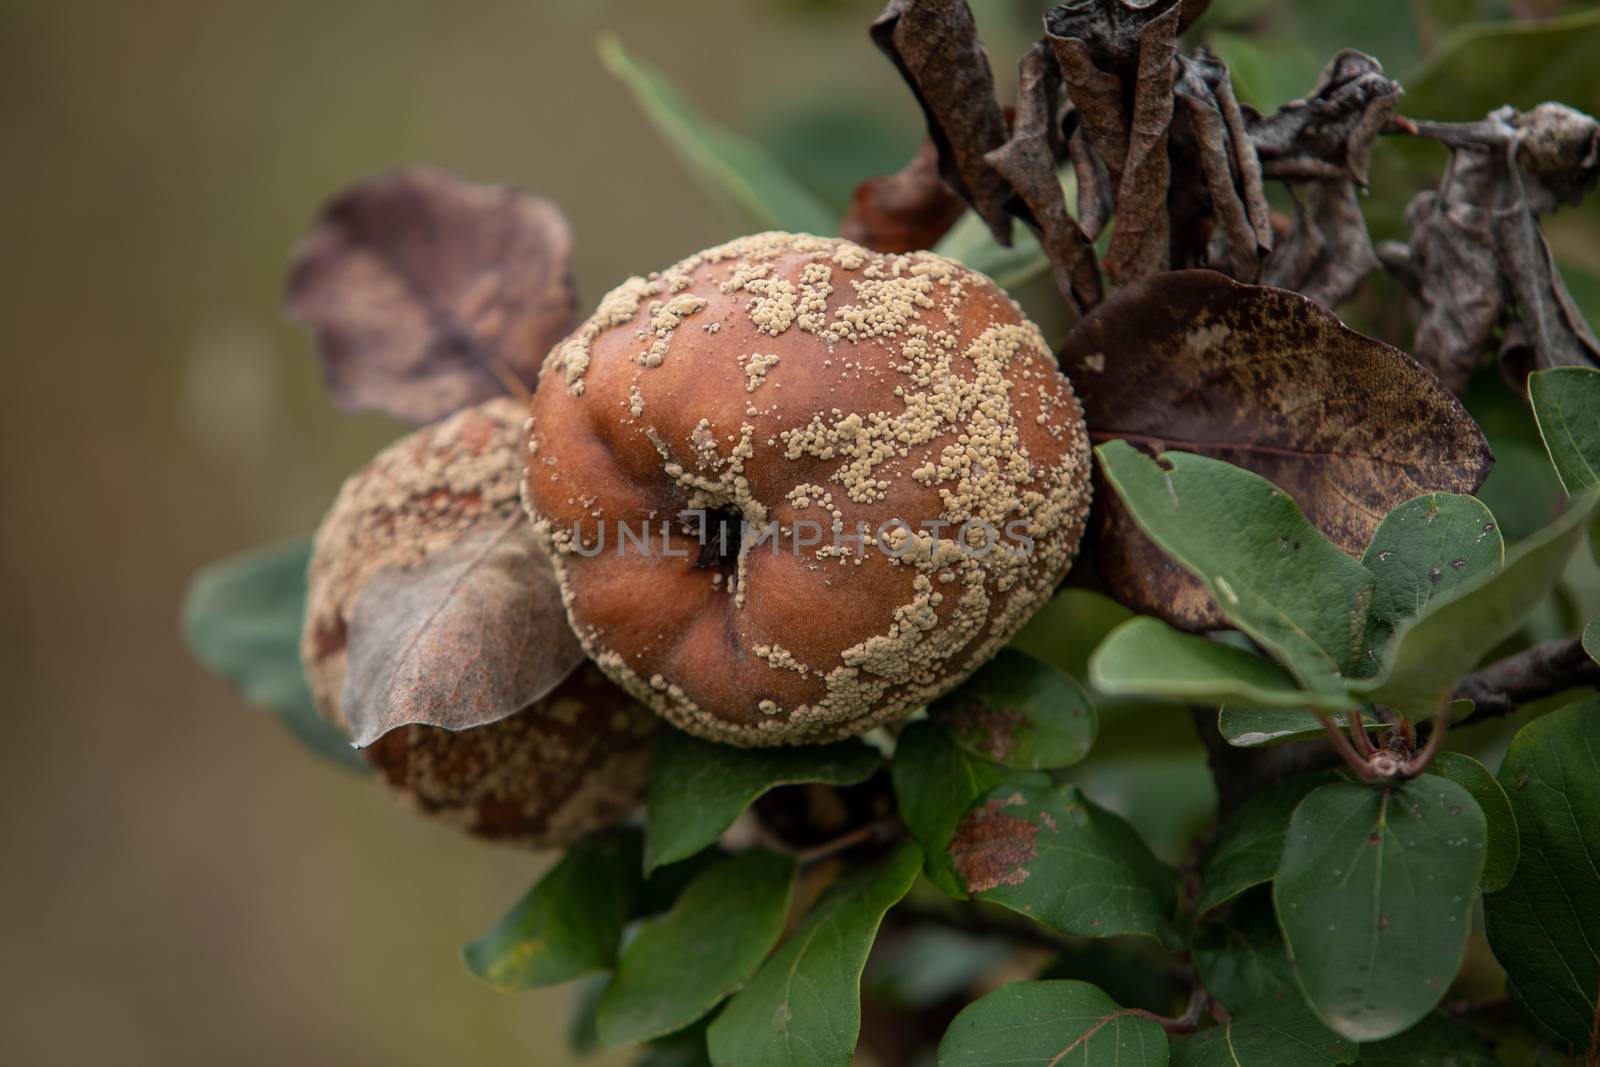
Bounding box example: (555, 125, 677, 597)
(3, 1, 1597, 1064)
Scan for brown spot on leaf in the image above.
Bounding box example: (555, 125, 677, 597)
(947, 794, 1039, 893)
(942, 699, 1026, 764)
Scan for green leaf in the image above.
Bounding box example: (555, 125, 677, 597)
(635, 1022, 714, 1067)
(931, 648, 1097, 770)
(1216, 707, 1350, 748)
(597, 34, 834, 236)
(1217, 701, 1473, 749)
(1273, 777, 1486, 1041)
(1091, 617, 1353, 711)
(1403, 9, 1600, 122)
(1529, 366, 1600, 494)
(1585, 616, 1600, 666)
(891, 720, 1044, 899)
(645, 731, 880, 873)
(1095, 442, 1375, 694)
(1193, 903, 1299, 1012)
(950, 781, 1181, 948)
(1428, 751, 1519, 893)
(931, 198, 1050, 292)
(598, 850, 796, 1048)
(1195, 773, 1339, 914)
(1359, 493, 1504, 672)
(464, 831, 641, 991)
(1169, 997, 1357, 1067)
(937, 980, 1168, 1067)
(182, 541, 366, 772)
(706, 842, 921, 1067)
(1354, 491, 1600, 714)
(1483, 696, 1600, 1050)
(1356, 1012, 1500, 1067)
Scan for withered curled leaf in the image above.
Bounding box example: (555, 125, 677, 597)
(1380, 104, 1600, 393)
(1171, 50, 1271, 280)
(1046, 0, 1182, 284)
(341, 517, 586, 747)
(1247, 50, 1400, 185)
(839, 142, 967, 254)
(984, 43, 1102, 310)
(285, 165, 577, 425)
(871, 0, 1014, 243)
(1262, 180, 1380, 311)
(1061, 270, 1494, 629)
(1252, 51, 1399, 310)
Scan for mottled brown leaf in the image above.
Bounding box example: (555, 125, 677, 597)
(341, 516, 585, 747)
(1061, 270, 1494, 629)
(1380, 104, 1600, 393)
(285, 165, 577, 425)
(839, 142, 966, 254)
(985, 44, 1101, 310)
(871, 0, 1014, 243)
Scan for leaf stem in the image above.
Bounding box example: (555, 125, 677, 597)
(794, 816, 903, 867)
(1128, 986, 1207, 1034)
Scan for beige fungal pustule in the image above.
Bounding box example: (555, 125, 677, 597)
(524, 233, 1092, 747)
(303, 397, 657, 846)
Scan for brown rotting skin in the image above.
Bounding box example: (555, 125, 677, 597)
(524, 233, 1092, 746)
(303, 397, 656, 846)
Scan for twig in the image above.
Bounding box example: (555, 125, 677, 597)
(1451, 637, 1600, 724)
(1443, 993, 1514, 1021)
(795, 816, 903, 866)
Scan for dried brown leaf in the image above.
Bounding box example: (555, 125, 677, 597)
(1247, 51, 1400, 185)
(871, 0, 1014, 243)
(839, 142, 967, 253)
(1379, 104, 1600, 392)
(985, 44, 1102, 310)
(285, 165, 577, 425)
(1263, 180, 1380, 310)
(1173, 51, 1268, 280)
(1045, 0, 1182, 284)
(1066, 112, 1114, 240)
(1061, 270, 1494, 629)
(341, 517, 585, 747)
